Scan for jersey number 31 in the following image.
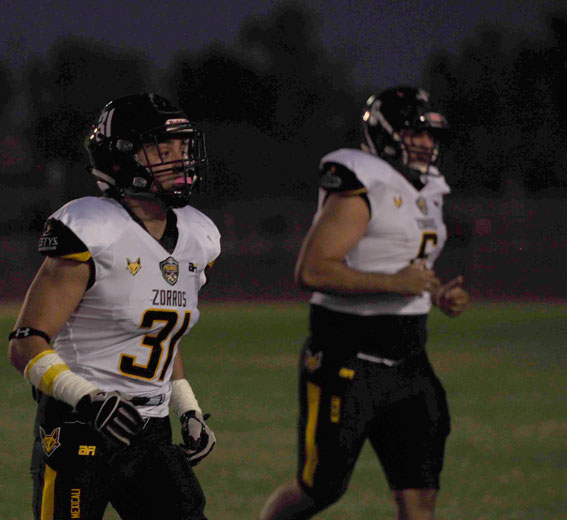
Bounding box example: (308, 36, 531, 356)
(119, 309, 191, 381)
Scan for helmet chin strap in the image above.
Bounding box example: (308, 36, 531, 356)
(123, 184, 189, 208)
(91, 167, 117, 186)
(407, 161, 429, 174)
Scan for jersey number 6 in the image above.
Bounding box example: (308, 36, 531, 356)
(119, 309, 192, 381)
(417, 232, 438, 259)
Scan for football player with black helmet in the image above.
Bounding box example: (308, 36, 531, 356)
(8, 93, 219, 520)
(84, 93, 208, 208)
(258, 87, 469, 520)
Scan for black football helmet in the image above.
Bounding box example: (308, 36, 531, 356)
(362, 86, 448, 175)
(85, 93, 207, 207)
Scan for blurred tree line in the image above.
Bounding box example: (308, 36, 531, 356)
(1, 2, 567, 235)
(425, 10, 567, 196)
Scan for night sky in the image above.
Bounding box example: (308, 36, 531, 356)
(1, 0, 563, 88)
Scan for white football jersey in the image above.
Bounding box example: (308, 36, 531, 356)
(310, 148, 450, 316)
(47, 196, 220, 417)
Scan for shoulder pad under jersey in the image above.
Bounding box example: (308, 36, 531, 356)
(174, 205, 221, 267)
(49, 196, 131, 259)
(38, 218, 90, 261)
(319, 161, 366, 195)
(424, 167, 451, 196)
(320, 148, 395, 192)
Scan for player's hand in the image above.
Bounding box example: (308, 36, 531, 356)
(76, 390, 144, 447)
(392, 260, 441, 296)
(180, 410, 216, 466)
(433, 275, 470, 317)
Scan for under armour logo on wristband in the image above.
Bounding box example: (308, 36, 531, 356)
(8, 327, 51, 343)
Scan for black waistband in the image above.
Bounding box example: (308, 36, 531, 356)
(308, 304, 428, 360)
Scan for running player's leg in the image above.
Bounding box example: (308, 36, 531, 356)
(259, 343, 370, 520)
(111, 417, 208, 520)
(393, 488, 438, 520)
(369, 365, 450, 520)
(258, 479, 318, 520)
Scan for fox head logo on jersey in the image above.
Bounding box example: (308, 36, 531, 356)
(40, 426, 62, 457)
(160, 256, 179, 285)
(126, 257, 142, 275)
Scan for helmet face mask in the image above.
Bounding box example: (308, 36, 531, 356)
(362, 87, 448, 176)
(398, 128, 439, 174)
(134, 130, 206, 207)
(85, 93, 207, 208)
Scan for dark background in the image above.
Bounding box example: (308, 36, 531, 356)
(2, 1, 567, 302)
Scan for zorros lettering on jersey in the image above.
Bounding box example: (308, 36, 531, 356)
(152, 289, 187, 307)
(159, 256, 179, 285)
(416, 218, 437, 230)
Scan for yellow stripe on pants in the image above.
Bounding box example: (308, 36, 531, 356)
(301, 382, 321, 487)
(41, 464, 57, 520)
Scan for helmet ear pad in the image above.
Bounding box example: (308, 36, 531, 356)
(364, 123, 400, 160)
(86, 135, 154, 196)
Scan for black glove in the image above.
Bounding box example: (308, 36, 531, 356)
(77, 390, 144, 447)
(180, 410, 216, 465)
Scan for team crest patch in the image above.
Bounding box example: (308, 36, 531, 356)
(126, 257, 141, 275)
(394, 196, 403, 208)
(304, 349, 323, 372)
(320, 166, 342, 189)
(40, 426, 61, 457)
(160, 256, 179, 286)
(416, 197, 428, 215)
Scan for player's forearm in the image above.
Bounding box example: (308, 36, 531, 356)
(170, 350, 201, 415)
(8, 336, 52, 374)
(296, 259, 398, 295)
(171, 349, 186, 380)
(16, 348, 97, 407)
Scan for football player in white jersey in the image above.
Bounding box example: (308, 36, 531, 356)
(258, 87, 469, 520)
(8, 93, 220, 520)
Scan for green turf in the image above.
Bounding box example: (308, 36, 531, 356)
(1, 302, 565, 519)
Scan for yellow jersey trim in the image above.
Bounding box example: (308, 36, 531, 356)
(60, 251, 92, 262)
(339, 187, 368, 197)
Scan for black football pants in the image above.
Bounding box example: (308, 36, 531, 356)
(30, 395, 207, 520)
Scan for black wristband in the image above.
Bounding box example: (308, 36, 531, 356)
(8, 327, 51, 343)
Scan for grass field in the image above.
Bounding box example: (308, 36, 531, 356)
(1, 301, 566, 519)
